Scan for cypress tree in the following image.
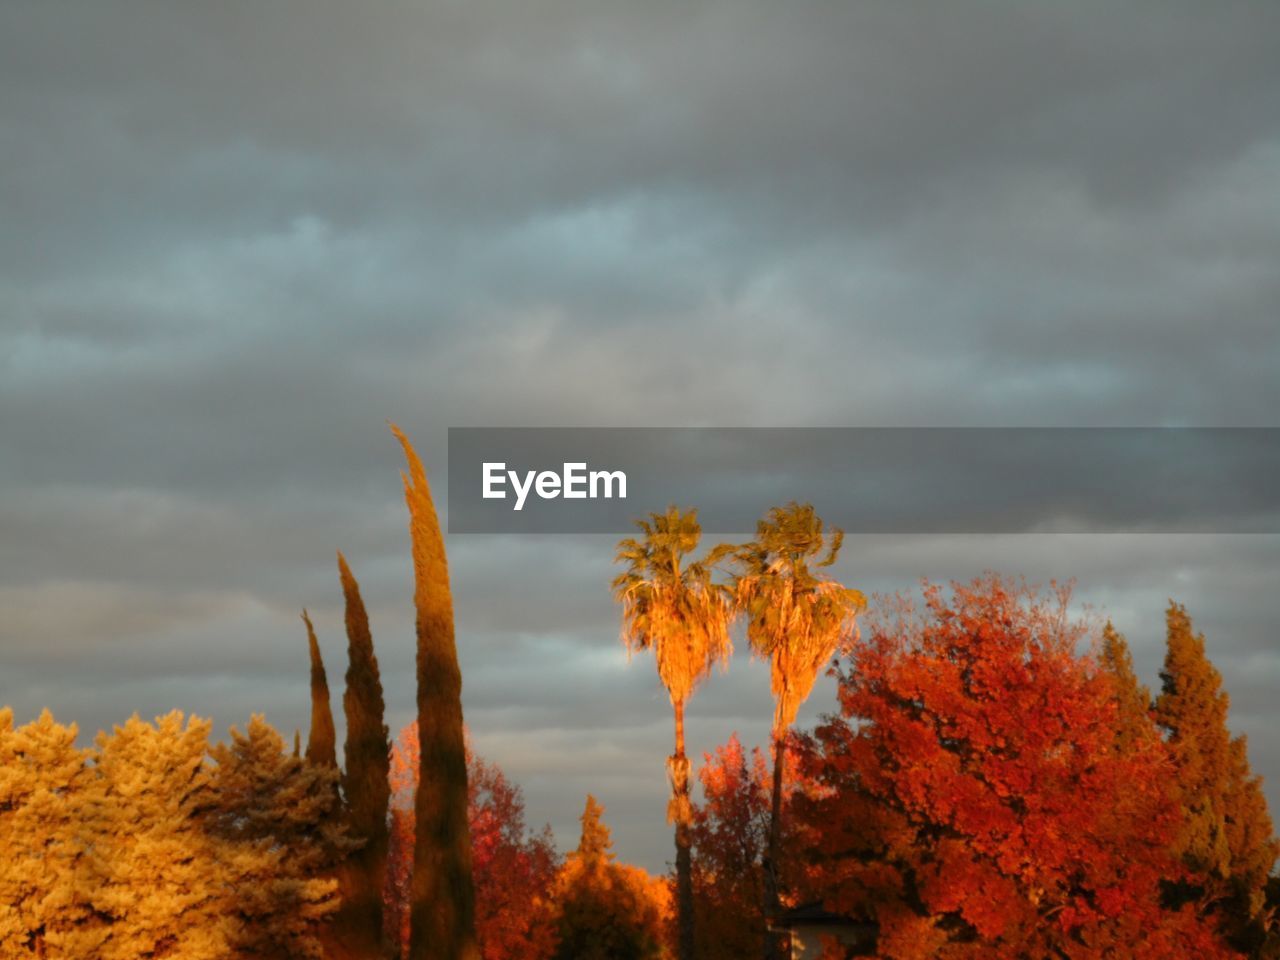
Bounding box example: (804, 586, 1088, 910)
(303, 610, 338, 769)
(391, 423, 478, 960)
(1154, 602, 1278, 952)
(335, 550, 392, 958)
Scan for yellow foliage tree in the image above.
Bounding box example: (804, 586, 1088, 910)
(0, 708, 105, 958)
(0, 708, 349, 959)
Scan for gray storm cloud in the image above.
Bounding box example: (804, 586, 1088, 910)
(1, 0, 1278, 868)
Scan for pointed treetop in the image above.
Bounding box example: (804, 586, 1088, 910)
(1100, 620, 1136, 675)
(1157, 601, 1230, 742)
(337, 550, 378, 666)
(302, 609, 337, 769)
(337, 548, 389, 810)
(1099, 620, 1156, 752)
(389, 420, 429, 496)
(576, 794, 615, 866)
(336, 549, 357, 597)
(389, 422, 451, 619)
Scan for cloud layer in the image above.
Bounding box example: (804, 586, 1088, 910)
(2, 1, 1278, 869)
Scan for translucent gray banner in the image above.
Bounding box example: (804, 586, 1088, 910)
(446, 428, 1280, 534)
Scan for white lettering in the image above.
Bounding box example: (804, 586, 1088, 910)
(509, 469, 536, 512)
(535, 470, 561, 499)
(483, 461, 626, 510)
(562, 462, 588, 498)
(482, 462, 506, 499)
(591, 469, 627, 500)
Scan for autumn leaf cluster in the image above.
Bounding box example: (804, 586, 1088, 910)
(383, 724, 672, 960)
(0, 710, 348, 959)
(686, 576, 1277, 960)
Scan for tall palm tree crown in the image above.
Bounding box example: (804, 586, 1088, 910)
(732, 501, 865, 735)
(612, 506, 735, 709)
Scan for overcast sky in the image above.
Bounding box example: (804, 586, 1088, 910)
(2, 1, 1279, 872)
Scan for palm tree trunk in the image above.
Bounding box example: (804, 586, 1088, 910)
(673, 698, 695, 960)
(763, 730, 787, 960)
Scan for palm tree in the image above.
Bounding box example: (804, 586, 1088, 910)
(613, 506, 735, 960)
(730, 502, 864, 960)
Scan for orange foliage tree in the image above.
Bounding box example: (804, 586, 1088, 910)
(1156, 602, 1278, 954)
(385, 723, 559, 960)
(791, 576, 1239, 960)
(544, 795, 674, 960)
(687, 733, 802, 960)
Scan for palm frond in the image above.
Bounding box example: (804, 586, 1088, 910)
(730, 502, 866, 732)
(613, 506, 737, 705)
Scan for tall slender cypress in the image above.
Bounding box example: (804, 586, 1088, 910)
(303, 609, 337, 769)
(391, 423, 478, 960)
(335, 551, 392, 958)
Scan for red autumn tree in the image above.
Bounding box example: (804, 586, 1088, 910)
(687, 733, 822, 960)
(791, 576, 1238, 960)
(385, 723, 559, 960)
(687, 734, 774, 960)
